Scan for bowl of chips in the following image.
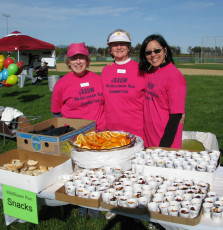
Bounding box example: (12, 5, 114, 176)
(71, 130, 136, 152)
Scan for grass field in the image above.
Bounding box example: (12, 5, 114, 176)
(0, 69, 222, 229)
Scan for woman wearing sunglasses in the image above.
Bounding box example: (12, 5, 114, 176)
(139, 34, 187, 148)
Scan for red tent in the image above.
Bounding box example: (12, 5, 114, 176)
(0, 31, 55, 61)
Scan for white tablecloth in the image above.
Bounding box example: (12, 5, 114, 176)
(1, 167, 223, 228)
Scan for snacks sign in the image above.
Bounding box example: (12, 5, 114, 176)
(2, 185, 38, 224)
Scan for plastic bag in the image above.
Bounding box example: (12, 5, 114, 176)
(71, 136, 144, 170)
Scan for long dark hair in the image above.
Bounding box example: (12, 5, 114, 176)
(139, 34, 174, 72)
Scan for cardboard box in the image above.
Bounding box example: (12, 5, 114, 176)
(100, 200, 147, 215)
(16, 118, 95, 155)
(55, 186, 100, 208)
(0, 148, 73, 193)
(149, 209, 202, 226)
(143, 147, 220, 189)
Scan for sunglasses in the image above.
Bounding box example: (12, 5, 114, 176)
(145, 48, 163, 56)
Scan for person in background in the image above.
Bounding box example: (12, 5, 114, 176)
(32, 61, 48, 85)
(28, 54, 35, 82)
(7, 52, 11, 58)
(51, 43, 104, 131)
(101, 29, 146, 141)
(139, 34, 187, 148)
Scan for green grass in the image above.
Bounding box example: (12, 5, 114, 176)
(0, 72, 222, 229)
(175, 63, 223, 70)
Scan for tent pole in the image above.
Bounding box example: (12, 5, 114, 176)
(18, 50, 20, 62)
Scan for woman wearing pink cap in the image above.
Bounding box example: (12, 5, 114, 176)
(101, 29, 146, 141)
(51, 43, 104, 130)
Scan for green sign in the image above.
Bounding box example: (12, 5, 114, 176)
(2, 184, 38, 224)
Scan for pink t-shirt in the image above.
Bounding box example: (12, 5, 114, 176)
(101, 59, 146, 139)
(144, 62, 187, 148)
(51, 71, 105, 130)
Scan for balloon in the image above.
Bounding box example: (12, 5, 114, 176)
(0, 55, 5, 64)
(2, 69, 8, 80)
(2, 80, 13, 87)
(0, 63, 4, 71)
(0, 72, 3, 81)
(11, 57, 16, 62)
(8, 63, 18, 75)
(4, 57, 14, 68)
(6, 75, 18, 85)
(17, 61, 24, 68)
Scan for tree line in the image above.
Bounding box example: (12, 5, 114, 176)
(55, 44, 223, 58)
(187, 46, 223, 56)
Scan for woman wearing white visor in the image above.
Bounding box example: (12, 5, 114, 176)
(101, 29, 146, 142)
(102, 29, 146, 221)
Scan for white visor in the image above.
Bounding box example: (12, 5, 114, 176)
(107, 31, 131, 44)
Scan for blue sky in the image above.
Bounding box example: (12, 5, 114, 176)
(0, 0, 223, 53)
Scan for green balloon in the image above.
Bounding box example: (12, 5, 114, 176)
(6, 75, 18, 85)
(8, 63, 18, 75)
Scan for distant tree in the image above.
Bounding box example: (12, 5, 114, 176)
(133, 43, 142, 53)
(170, 46, 181, 55)
(97, 47, 108, 56)
(86, 46, 97, 55)
(187, 46, 201, 55)
(55, 46, 68, 57)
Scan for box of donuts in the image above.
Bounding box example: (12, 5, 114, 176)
(132, 147, 221, 189)
(0, 148, 73, 193)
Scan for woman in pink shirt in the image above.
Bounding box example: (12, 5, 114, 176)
(101, 29, 146, 140)
(51, 43, 104, 218)
(51, 43, 104, 130)
(139, 34, 187, 148)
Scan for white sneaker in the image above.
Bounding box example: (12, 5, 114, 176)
(105, 212, 116, 220)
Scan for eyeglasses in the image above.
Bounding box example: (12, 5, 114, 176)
(145, 48, 163, 56)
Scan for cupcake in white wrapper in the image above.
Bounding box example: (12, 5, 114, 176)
(102, 192, 112, 203)
(109, 196, 118, 206)
(81, 189, 90, 198)
(211, 207, 223, 222)
(170, 201, 181, 208)
(90, 191, 100, 199)
(203, 202, 214, 217)
(118, 196, 128, 207)
(138, 197, 149, 208)
(168, 206, 179, 216)
(179, 208, 190, 218)
(147, 202, 159, 212)
(189, 205, 200, 218)
(159, 202, 169, 215)
(127, 198, 138, 208)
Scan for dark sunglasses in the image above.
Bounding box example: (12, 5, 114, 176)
(145, 48, 163, 56)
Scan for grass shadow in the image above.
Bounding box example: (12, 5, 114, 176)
(17, 94, 44, 102)
(102, 215, 149, 230)
(38, 204, 75, 221)
(2, 90, 30, 97)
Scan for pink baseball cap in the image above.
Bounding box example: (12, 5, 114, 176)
(67, 43, 89, 57)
